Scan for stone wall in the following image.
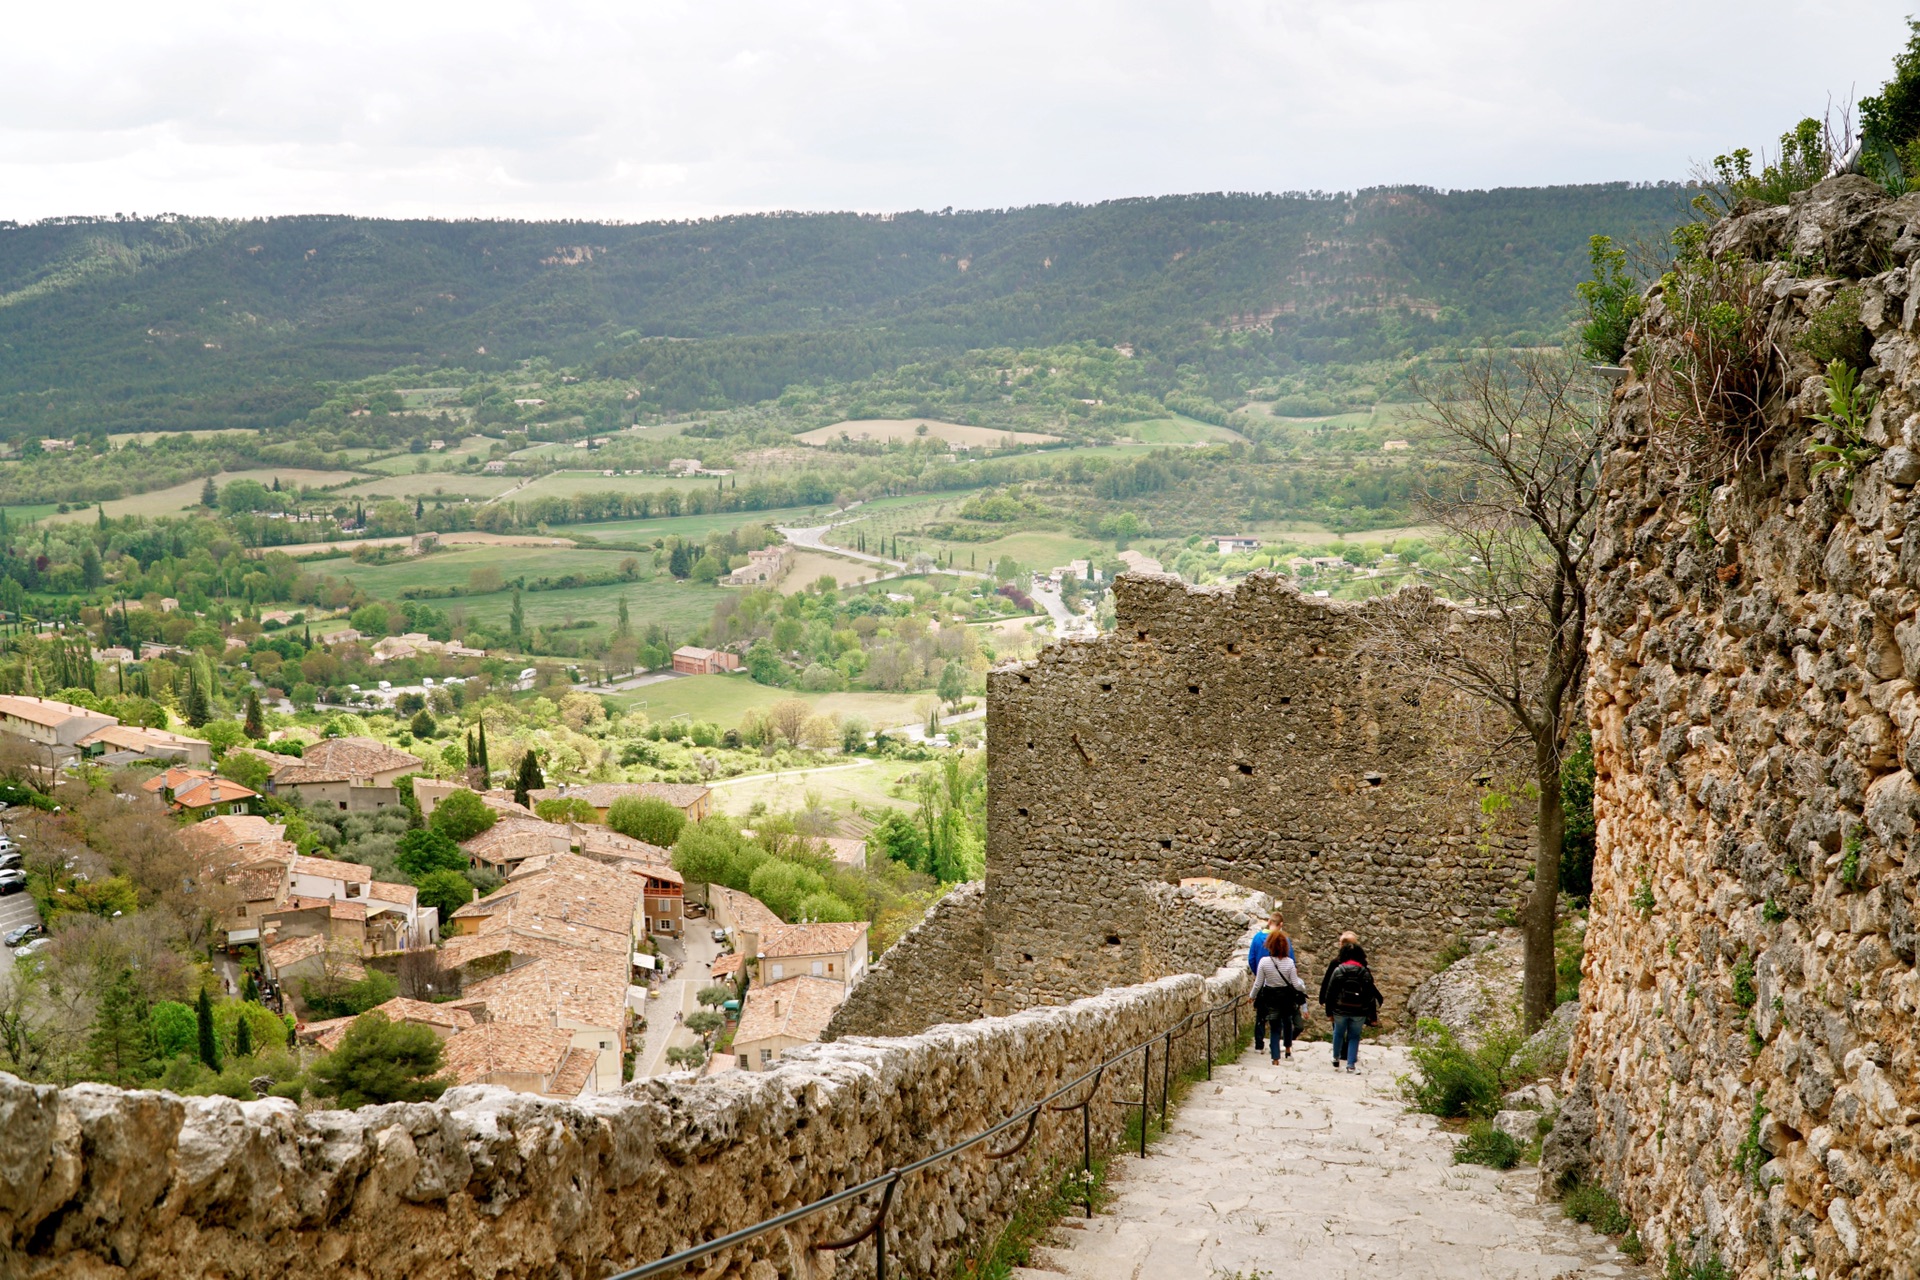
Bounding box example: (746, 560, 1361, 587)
(825, 881, 988, 1040)
(983, 572, 1532, 1024)
(2, 958, 1251, 1279)
(1569, 177, 1920, 1277)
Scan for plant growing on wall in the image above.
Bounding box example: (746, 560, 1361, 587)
(1805, 360, 1879, 502)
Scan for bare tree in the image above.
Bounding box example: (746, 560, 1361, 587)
(1366, 350, 1606, 1030)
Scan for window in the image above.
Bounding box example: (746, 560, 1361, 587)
(738, 1054, 749, 1069)
(760, 1049, 773, 1065)
(811, 961, 824, 977)
(770, 963, 784, 979)
(600, 1040, 610, 1050)
(827, 962, 835, 975)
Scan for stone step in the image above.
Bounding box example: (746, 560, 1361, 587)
(1027, 1243, 1141, 1280)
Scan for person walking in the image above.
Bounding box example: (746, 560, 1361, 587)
(1318, 938, 1382, 1073)
(1250, 929, 1308, 1062)
(1247, 908, 1294, 972)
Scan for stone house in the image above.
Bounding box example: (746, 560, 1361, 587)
(707, 885, 785, 962)
(573, 828, 685, 937)
(77, 724, 211, 766)
(753, 921, 869, 989)
(438, 1023, 597, 1099)
(299, 996, 474, 1052)
(450, 955, 632, 1093)
(267, 737, 423, 811)
(721, 545, 789, 586)
(460, 816, 574, 878)
(732, 976, 845, 1071)
(636, 780, 712, 822)
(170, 775, 260, 820)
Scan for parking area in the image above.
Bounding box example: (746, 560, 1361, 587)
(0, 885, 42, 974)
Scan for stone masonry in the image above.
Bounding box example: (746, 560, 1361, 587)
(983, 572, 1533, 1023)
(1569, 177, 1920, 1277)
(825, 881, 988, 1039)
(1, 955, 1251, 1279)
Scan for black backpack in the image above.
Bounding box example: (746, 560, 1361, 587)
(1325, 961, 1373, 1013)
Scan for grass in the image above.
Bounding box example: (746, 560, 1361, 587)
(509, 472, 747, 501)
(610, 677, 931, 731)
(780, 549, 886, 591)
(43, 468, 366, 522)
(709, 758, 916, 816)
(1452, 1121, 1521, 1169)
(335, 474, 521, 500)
(797, 418, 1060, 447)
(553, 503, 837, 544)
(325, 545, 642, 595)
(1119, 416, 1247, 444)
(464, 578, 719, 636)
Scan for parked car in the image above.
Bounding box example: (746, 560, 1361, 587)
(0, 873, 27, 896)
(710, 928, 728, 944)
(0, 856, 21, 873)
(2, 923, 41, 947)
(13, 937, 51, 959)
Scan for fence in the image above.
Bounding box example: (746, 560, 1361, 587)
(612, 990, 1250, 1280)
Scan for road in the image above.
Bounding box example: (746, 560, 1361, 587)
(778, 522, 992, 582)
(637, 927, 723, 1077)
(0, 887, 43, 976)
(1031, 582, 1097, 639)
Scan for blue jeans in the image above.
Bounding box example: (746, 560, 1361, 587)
(1331, 1014, 1366, 1067)
(1255, 1000, 1298, 1059)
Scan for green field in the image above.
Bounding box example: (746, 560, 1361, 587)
(326, 545, 642, 594)
(611, 676, 933, 730)
(709, 758, 914, 816)
(1119, 417, 1247, 444)
(335, 474, 520, 500)
(461, 578, 720, 635)
(43, 468, 367, 522)
(556, 503, 837, 544)
(507, 471, 746, 502)
(364, 436, 503, 475)
(0, 503, 64, 524)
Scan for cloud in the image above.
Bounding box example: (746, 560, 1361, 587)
(0, 0, 1909, 221)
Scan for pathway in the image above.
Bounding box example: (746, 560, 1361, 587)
(1014, 1045, 1643, 1280)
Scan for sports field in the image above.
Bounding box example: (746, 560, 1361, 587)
(796, 419, 1060, 448)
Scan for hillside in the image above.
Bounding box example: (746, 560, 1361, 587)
(0, 185, 1688, 436)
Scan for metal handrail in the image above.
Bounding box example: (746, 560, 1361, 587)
(608, 988, 1248, 1280)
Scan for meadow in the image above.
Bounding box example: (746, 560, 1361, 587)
(554, 503, 836, 544)
(796, 419, 1060, 448)
(324, 545, 643, 595)
(44, 468, 365, 522)
(708, 758, 913, 816)
(611, 675, 932, 731)
(505, 471, 749, 503)
(362, 436, 503, 475)
(336, 474, 520, 501)
(1115, 417, 1246, 444)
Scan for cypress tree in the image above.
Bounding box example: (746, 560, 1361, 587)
(243, 971, 259, 1003)
(513, 748, 543, 808)
(477, 721, 490, 778)
(196, 986, 221, 1071)
(508, 590, 524, 641)
(234, 1011, 254, 1059)
(244, 689, 266, 740)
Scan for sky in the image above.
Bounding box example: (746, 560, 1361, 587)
(1, 0, 1911, 223)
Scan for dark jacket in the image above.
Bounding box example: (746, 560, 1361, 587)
(1319, 952, 1382, 1022)
(1316, 945, 1367, 1005)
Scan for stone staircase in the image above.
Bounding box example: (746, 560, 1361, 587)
(1009, 1044, 1644, 1280)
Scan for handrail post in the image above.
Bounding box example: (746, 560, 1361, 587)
(1139, 1043, 1151, 1157)
(1205, 1008, 1213, 1079)
(1081, 1100, 1093, 1218)
(1160, 1030, 1171, 1130)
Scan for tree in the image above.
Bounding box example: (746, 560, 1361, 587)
(409, 709, 437, 738)
(664, 1044, 706, 1069)
(195, 985, 220, 1071)
(937, 659, 968, 706)
(1361, 350, 1603, 1030)
(414, 869, 475, 919)
(308, 1012, 452, 1107)
(200, 476, 219, 508)
(183, 665, 213, 728)
(429, 788, 496, 843)
(233, 1010, 254, 1058)
(395, 828, 467, 879)
(684, 1010, 723, 1036)
(534, 796, 598, 824)
(606, 796, 685, 848)
(243, 689, 266, 741)
(513, 749, 543, 808)
(88, 969, 157, 1085)
(508, 590, 525, 642)
(767, 698, 811, 746)
(696, 985, 733, 1008)
(615, 596, 632, 638)
(475, 720, 491, 779)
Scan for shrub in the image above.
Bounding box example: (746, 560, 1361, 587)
(535, 796, 599, 824)
(1575, 235, 1643, 364)
(607, 796, 686, 847)
(1797, 286, 1871, 370)
(309, 1012, 452, 1107)
(395, 828, 466, 879)
(1401, 1018, 1520, 1119)
(1562, 1182, 1633, 1235)
(1452, 1121, 1520, 1169)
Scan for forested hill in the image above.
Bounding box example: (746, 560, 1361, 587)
(0, 184, 1687, 436)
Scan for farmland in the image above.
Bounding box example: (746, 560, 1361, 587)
(611, 675, 933, 732)
(709, 758, 914, 816)
(554, 503, 837, 544)
(505, 471, 753, 503)
(796, 419, 1060, 448)
(43, 468, 365, 522)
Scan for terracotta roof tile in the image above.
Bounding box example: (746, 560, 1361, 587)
(636, 781, 711, 810)
(708, 885, 785, 938)
(440, 1022, 575, 1086)
(758, 921, 867, 959)
(272, 736, 423, 784)
(172, 777, 259, 810)
(462, 953, 630, 1030)
(290, 854, 374, 884)
(733, 976, 844, 1049)
(547, 1046, 598, 1097)
(0, 695, 110, 728)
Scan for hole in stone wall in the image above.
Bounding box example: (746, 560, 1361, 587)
(1105, 934, 1122, 946)
(1188, 684, 1200, 694)
(1100, 682, 1113, 692)
(1016, 806, 1030, 816)
(1026, 741, 1035, 750)
(1137, 630, 1149, 641)
(1159, 838, 1173, 849)
(1364, 772, 1383, 786)
(1226, 642, 1240, 654)
(1237, 763, 1254, 775)
(1019, 674, 1031, 683)
(1021, 953, 1034, 963)
(1279, 696, 1291, 705)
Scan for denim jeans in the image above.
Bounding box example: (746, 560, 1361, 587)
(1331, 1014, 1366, 1067)
(1256, 1000, 1299, 1059)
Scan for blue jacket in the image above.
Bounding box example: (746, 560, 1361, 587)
(1248, 930, 1293, 971)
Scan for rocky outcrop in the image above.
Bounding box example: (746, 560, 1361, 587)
(1, 956, 1252, 1279)
(1404, 930, 1524, 1046)
(1575, 175, 1920, 1275)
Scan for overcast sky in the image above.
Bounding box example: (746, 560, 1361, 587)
(1, 1, 1910, 223)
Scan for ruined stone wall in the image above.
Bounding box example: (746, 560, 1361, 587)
(1570, 177, 1920, 1278)
(984, 573, 1532, 1024)
(2, 960, 1250, 1280)
(825, 881, 988, 1040)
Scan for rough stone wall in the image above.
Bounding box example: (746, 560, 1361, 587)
(1573, 177, 1920, 1278)
(1139, 881, 1270, 983)
(2, 959, 1250, 1280)
(983, 572, 1532, 1024)
(825, 881, 988, 1040)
